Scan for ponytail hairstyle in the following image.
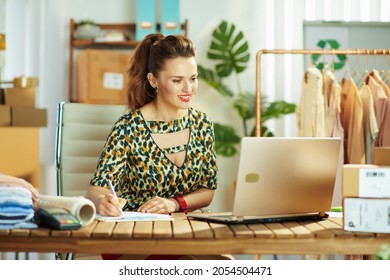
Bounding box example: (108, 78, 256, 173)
(127, 33, 196, 110)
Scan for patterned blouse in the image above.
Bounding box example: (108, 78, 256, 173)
(90, 107, 218, 211)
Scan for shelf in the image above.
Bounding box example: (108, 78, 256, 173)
(71, 39, 139, 48)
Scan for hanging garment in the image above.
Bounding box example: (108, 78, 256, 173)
(370, 70, 390, 146)
(330, 80, 344, 140)
(297, 65, 325, 137)
(340, 78, 365, 164)
(359, 85, 378, 164)
(367, 74, 388, 148)
(323, 68, 343, 139)
(327, 72, 344, 207)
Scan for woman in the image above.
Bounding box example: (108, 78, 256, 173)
(85, 34, 218, 227)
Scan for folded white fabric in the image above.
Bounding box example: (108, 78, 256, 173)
(0, 186, 37, 229)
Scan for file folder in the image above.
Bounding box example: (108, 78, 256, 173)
(136, 0, 156, 41)
(161, 0, 181, 36)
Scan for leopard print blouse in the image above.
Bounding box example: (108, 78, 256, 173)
(90, 107, 218, 211)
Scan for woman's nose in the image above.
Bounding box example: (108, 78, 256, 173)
(183, 81, 192, 92)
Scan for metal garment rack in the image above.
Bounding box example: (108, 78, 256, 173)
(255, 48, 390, 137)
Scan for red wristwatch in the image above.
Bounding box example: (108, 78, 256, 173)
(174, 196, 188, 213)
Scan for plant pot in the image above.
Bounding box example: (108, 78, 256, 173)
(74, 24, 101, 40)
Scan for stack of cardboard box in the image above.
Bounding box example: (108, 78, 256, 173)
(342, 147, 390, 234)
(0, 79, 47, 127)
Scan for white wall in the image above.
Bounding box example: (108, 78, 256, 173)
(2, 0, 390, 215)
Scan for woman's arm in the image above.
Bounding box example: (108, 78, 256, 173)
(138, 188, 215, 214)
(180, 187, 214, 212)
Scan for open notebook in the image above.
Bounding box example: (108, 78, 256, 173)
(188, 137, 341, 224)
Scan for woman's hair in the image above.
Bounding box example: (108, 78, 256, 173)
(127, 34, 196, 110)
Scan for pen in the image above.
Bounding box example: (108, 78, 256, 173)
(108, 179, 119, 203)
(108, 179, 123, 215)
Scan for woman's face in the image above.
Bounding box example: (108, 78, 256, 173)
(149, 56, 198, 110)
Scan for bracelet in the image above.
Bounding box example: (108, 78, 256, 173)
(174, 196, 188, 213)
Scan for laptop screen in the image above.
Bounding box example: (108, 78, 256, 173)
(232, 137, 341, 217)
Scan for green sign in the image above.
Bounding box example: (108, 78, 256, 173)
(311, 39, 346, 70)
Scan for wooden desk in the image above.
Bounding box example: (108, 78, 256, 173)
(0, 213, 389, 256)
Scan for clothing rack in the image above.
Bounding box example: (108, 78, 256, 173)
(255, 48, 390, 136)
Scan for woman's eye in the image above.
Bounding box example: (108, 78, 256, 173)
(173, 79, 181, 83)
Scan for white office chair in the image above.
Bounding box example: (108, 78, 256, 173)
(55, 101, 127, 259)
(55, 101, 127, 197)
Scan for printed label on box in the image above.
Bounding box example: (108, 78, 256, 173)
(359, 168, 390, 197)
(344, 197, 390, 233)
(103, 72, 124, 90)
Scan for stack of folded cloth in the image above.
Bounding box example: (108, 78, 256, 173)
(0, 186, 37, 229)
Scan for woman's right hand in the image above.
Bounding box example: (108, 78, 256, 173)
(96, 194, 126, 217)
(85, 185, 126, 217)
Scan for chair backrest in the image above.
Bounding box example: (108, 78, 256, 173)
(55, 102, 128, 196)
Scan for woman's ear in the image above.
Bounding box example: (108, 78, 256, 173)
(147, 73, 157, 88)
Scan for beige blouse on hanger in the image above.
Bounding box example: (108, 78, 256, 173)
(359, 84, 378, 164)
(340, 78, 365, 164)
(369, 70, 390, 147)
(297, 65, 325, 137)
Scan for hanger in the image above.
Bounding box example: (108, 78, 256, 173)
(343, 50, 352, 80)
(352, 49, 365, 86)
(380, 49, 387, 81)
(387, 50, 390, 83)
(309, 49, 317, 68)
(331, 49, 335, 73)
(323, 48, 331, 72)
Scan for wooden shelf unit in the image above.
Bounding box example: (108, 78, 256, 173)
(68, 18, 188, 102)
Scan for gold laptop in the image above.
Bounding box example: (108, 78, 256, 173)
(187, 137, 341, 224)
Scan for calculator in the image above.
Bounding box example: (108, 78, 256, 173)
(35, 208, 81, 230)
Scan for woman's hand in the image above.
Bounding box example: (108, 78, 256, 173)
(86, 185, 126, 217)
(138, 196, 177, 214)
(96, 194, 126, 217)
(0, 174, 39, 207)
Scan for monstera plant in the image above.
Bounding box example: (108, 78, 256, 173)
(198, 21, 296, 157)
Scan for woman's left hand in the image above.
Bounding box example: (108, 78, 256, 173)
(138, 196, 177, 214)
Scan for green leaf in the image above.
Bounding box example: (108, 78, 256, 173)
(249, 125, 275, 137)
(198, 65, 234, 98)
(207, 21, 250, 77)
(213, 123, 241, 157)
(199, 20, 297, 156)
(261, 100, 297, 123)
(233, 92, 256, 121)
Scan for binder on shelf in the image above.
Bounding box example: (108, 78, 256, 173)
(136, 0, 156, 41)
(161, 0, 181, 36)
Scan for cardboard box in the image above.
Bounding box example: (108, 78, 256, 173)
(0, 127, 40, 187)
(0, 105, 11, 126)
(342, 164, 390, 198)
(13, 76, 39, 88)
(0, 88, 5, 104)
(374, 147, 390, 166)
(77, 49, 131, 105)
(343, 197, 390, 234)
(4, 87, 36, 107)
(11, 107, 47, 127)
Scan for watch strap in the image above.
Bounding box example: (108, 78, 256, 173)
(174, 196, 188, 213)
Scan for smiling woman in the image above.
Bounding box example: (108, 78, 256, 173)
(84, 33, 229, 260)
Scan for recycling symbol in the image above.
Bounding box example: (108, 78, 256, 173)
(311, 39, 346, 70)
